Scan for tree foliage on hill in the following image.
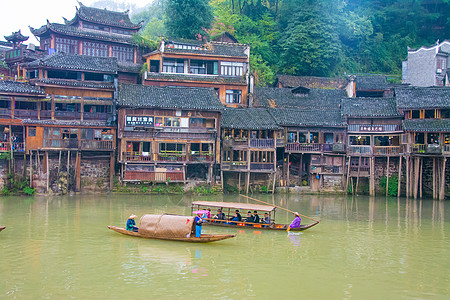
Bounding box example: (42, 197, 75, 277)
(132, 0, 450, 85)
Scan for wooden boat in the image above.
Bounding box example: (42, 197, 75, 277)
(0, 226, 5, 232)
(108, 226, 235, 243)
(191, 201, 319, 231)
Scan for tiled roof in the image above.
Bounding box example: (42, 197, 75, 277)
(25, 53, 118, 73)
(163, 38, 248, 58)
(30, 23, 133, 45)
(22, 119, 112, 127)
(72, 3, 142, 29)
(4, 30, 28, 43)
(117, 84, 223, 111)
(355, 75, 388, 90)
(117, 61, 143, 73)
(145, 72, 247, 84)
(221, 108, 279, 130)
(403, 119, 450, 132)
(253, 87, 344, 109)
(33, 78, 115, 89)
(269, 108, 344, 127)
(395, 86, 450, 110)
(341, 97, 401, 117)
(0, 80, 45, 96)
(276, 74, 349, 89)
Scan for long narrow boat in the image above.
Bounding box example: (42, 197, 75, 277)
(191, 201, 319, 231)
(108, 214, 235, 243)
(108, 226, 235, 242)
(0, 226, 5, 232)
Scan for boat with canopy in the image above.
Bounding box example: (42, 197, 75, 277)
(0, 226, 5, 232)
(190, 200, 319, 231)
(108, 214, 235, 243)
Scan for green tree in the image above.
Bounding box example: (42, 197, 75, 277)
(164, 0, 214, 39)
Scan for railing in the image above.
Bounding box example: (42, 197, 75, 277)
(83, 112, 111, 121)
(156, 152, 187, 162)
(250, 163, 274, 171)
(40, 110, 52, 119)
(221, 161, 248, 171)
(14, 109, 38, 119)
(285, 143, 322, 153)
(124, 171, 184, 182)
(54, 111, 82, 119)
(409, 144, 442, 155)
(0, 108, 11, 118)
(348, 145, 372, 155)
(276, 138, 285, 147)
(189, 152, 214, 162)
(443, 145, 450, 155)
(223, 138, 248, 148)
(332, 143, 346, 153)
(349, 166, 370, 174)
(249, 138, 275, 148)
(124, 152, 153, 162)
(0, 142, 25, 152)
(43, 138, 78, 149)
(311, 165, 343, 174)
(373, 146, 402, 156)
(80, 140, 114, 150)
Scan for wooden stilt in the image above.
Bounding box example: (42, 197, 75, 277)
(356, 156, 361, 194)
(287, 153, 290, 186)
(221, 170, 224, 191)
(29, 150, 32, 188)
(433, 158, 436, 199)
(272, 172, 276, 194)
(46, 151, 49, 192)
(67, 150, 70, 191)
(406, 156, 410, 198)
(57, 150, 61, 183)
(350, 177, 354, 194)
(439, 158, 446, 200)
(298, 154, 302, 186)
(419, 157, 423, 198)
(75, 151, 81, 192)
(414, 157, 420, 199)
(370, 157, 375, 196)
(346, 156, 351, 192)
(246, 172, 250, 194)
(238, 172, 241, 192)
(398, 156, 402, 198)
(386, 156, 390, 197)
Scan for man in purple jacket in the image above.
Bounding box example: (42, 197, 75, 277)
(287, 212, 301, 231)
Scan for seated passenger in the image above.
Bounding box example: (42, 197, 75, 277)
(262, 213, 270, 227)
(253, 211, 260, 224)
(229, 210, 242, 224)
(126, 214, 138, 232)
(213, 209, 226, 221)
(245, 211, 254, 225)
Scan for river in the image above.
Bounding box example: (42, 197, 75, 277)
(0, 193, 449, 299)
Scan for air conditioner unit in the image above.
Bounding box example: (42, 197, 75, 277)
(436, 68, 442, 74)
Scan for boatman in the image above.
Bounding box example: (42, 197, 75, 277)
(194, 213, 203, 237)
(287, 212, 301, 232)
(126, 215, 139, 232)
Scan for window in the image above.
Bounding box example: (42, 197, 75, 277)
(112, 45, 133, 62)
(55, 37, 77, 54)
(162, 59, 185, 73)
(189, 118, 215, 128)
(287, 132, 297, 143)
(250, 151, 273, 163)
(190, 60, 218, 75)
(226, 90, 242, 104)
(221, 62, 245, 76)
(425, 110, 435, 119)
(349, 135, 370, 146)
(82, 41, 108, 57)
(28, 127, 36, 137)
(159, 143, 185, 153)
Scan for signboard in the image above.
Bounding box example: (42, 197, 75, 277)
(126, 116, 154, 127)
(359, 125, 383, 132)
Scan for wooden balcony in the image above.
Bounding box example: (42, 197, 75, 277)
(0, 142, 25, 152)
(285, 143, 322, 153)
(124, 152, 153, 162)
(349, 166, 370, 177)
(83, 112, 111, 121)
(311, 165, 343, 175)
(43, 138, 113, 151)
(0, 108, 11, 119)
(409, 144, 442, 155)
(250, 163, 274, 172)
(221, 161, 248, 171)
(54, 111, 82, 119)
(156, 152, 187, 162)
(348, 145, 372, 156)
(249, 138, 275, 149)
(189, 151, 214, 162)
(124, 171, 184, 182)
(15, 109, 38, 119)
(373, 146, 402, 156)
(443, 145, 450, 156)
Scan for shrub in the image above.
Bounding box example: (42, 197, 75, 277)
(379, 175, 399, 197)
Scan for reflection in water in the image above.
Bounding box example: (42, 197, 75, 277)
(287, 232, 301, 247)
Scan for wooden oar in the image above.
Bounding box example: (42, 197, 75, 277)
(239, 194, 320, 223)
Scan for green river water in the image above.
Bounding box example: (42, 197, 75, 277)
(0, 193, 449, 299)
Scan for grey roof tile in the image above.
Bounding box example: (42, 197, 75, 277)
(25, 52, 118, 73)
(276, 74, 349, 89)
(22, 119, 111, 127)
(221, 108, 279, 130)
(403, 119, 450, 132)
(74, 4, 141, 29)
(341, 97, 401, 117)
(355, 75, 388, 90)
(117, 84, 223, 111)
(34, 78, 114, 89)
(163, 38, 248, 58)
(268, 108, 344, 127)
(395, 86, 450, 110)
(0, 80, 45, 96)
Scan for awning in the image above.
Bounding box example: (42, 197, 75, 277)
(191, 201, 276, 212)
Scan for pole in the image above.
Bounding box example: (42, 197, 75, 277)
(239, 194, 320, 223)
(386, 156, 390, 197)
(397, 156, 402, 198)
(439, 158, 446, 200)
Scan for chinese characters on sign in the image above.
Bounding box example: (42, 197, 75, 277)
(126, 116, 154, 127)
(359, 125, 384, 132)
